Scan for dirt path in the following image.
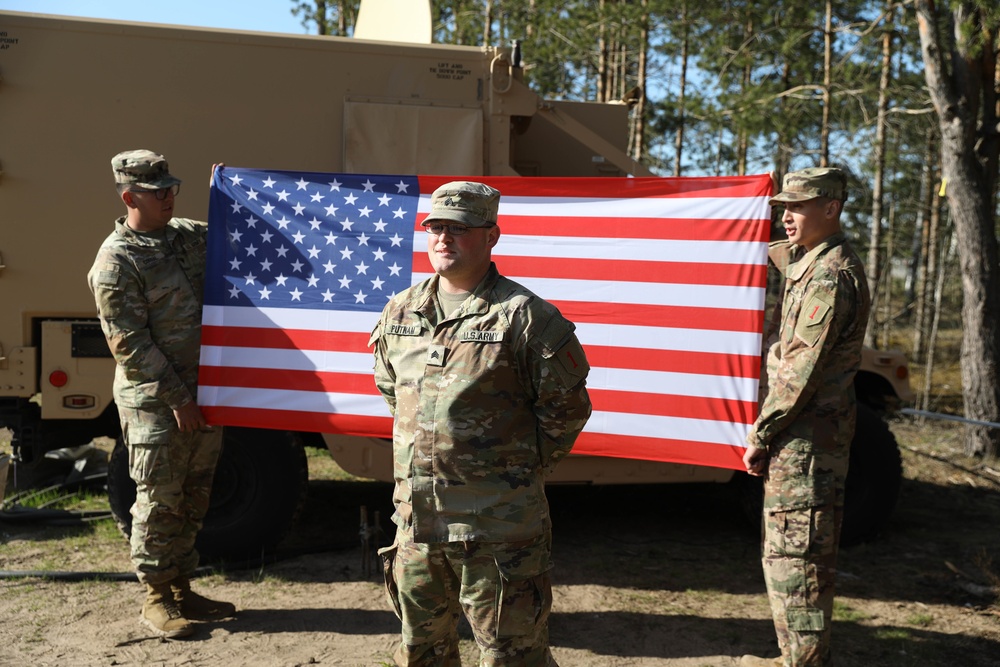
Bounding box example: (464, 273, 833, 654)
(1, 420, 998, 666)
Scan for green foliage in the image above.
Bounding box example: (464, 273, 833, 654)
(290, 0, 359, 36)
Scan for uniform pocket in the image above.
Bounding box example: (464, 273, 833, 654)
(494, 542, 552, 638)
(378, 541, 402, 620)
(766, 507, 814, 558)
(764, 445, 836, 512)
(787, 606, 826, 632)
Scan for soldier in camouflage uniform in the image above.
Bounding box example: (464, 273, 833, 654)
(740, 168, 871, 667)
(88, 150, 235, 638)
(371, 181, 592, 666)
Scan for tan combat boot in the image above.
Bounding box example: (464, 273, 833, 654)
(739, 656, 782, 667)
(171, 576, 236, 621)
(141, 582, 194, 638)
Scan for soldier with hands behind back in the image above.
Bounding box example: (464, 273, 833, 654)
(371, 181, 592, 666)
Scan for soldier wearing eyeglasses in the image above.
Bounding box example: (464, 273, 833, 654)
(88, 150, 234, 638)
(371, 181, 592, 666)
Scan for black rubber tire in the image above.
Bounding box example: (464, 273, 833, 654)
(841, 403, 903, 545)
(737, 402, 903, 547)
(107, 427, 309, 561)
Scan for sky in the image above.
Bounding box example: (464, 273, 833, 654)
(0, 0, 309, 35)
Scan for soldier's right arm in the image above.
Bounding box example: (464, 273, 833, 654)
(369, 319, 397, 416)
(88, 257, 194, 410)
(767, 239, 795, 275)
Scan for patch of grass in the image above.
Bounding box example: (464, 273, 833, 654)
(906, 612, 934, 627)
(874, 627, 912, 641)
(833, 599, 872, 623)
(305, 444, 367, 482)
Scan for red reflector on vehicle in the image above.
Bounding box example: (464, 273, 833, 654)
(49, 370, 69, 387)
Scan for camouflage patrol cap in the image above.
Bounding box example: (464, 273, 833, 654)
(423, 181, 501, 228)
(111, 149, 182, 189)
(769, 167, 847, 205)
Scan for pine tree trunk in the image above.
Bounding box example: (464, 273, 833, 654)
(906, 132, 934, 340)
(674, 1, 688, 176)
(916, 0, 1000, 459)
(921, 226, 953, 414)
(820, 0, 833, 167)
(865, 4, 894, 348)
(880, 200, 896, 348)
(483, 0, 492, 45)
(631, 0, 649, 163)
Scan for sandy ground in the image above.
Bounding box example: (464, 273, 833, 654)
(1, 421, 999, 666)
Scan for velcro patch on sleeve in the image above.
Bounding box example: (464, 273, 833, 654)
(794, 293, 833, 347)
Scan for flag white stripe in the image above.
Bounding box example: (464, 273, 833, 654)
(574, 323, 762, 356)
(198, 385, 391, 417)
(411, 273, 765, 312)
(418, 194, 772, 220)
(203, 305, 378, 331)
(196, 384, 751, 446)
(586, 410, 752, 445)
(199, 347, 757, 402)
(414, 232, 768, 265)
(201, 309, 762, 356)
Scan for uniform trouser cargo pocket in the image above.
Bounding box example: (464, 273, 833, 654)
(378, 541, 402, 620)
(495, 566, 551, 638)
(493, 537, 553, 639)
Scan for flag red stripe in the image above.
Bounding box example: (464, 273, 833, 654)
(204, 405, 392, 438)
(414, 213, 770, 242)
(199, 365, 376, 393)
(588, 389, 756, 425)
(412, 254, 767, 287)
(201, 325, 370, 351)
(583, 346, 760, 378)
(553, 300, 764, 333)
(199, 366, 751, 425)
(417, 175, 773, 199)
(572, 431, 745, 469)
(203, 407, 746, 471)
(201, 325, 760, 375)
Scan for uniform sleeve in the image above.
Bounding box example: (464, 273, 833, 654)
(747, 271, 857, 451)
(87, 257, 193, 409)
(369, 316, 397, 416)
(526, 315, 592, 474)
(767, 239, 795, 275)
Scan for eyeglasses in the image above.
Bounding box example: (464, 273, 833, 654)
(424, 222, 493, 236)
(130, 184, 181, 200)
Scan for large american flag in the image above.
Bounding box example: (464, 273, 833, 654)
(199, 169, 772, 471)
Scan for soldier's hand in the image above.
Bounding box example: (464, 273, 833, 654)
(743, 445, 768, 477)
(211, 162, 225, 186)
(174, 400, 210, 433)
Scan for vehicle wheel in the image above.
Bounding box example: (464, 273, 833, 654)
(107, 427, 309, 561)
(737, 403, 902, 547)
(842, 403, 902, 545)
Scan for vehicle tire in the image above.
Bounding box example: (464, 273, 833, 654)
(737, 403, 902, 547)
(842, 403, 902, 545)
(107, 427, 309, 561)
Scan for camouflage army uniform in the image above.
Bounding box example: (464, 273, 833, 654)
(88, 215, 223, 586)
(747, 231, 870, 666)
(372, 261, 592, 667)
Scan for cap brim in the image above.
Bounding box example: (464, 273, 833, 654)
(422, 209, 494, 227)
(769, 191, 817, 205)
(131, 174, 182, 190)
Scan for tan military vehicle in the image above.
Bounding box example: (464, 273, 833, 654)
(0, 10, 911, 558)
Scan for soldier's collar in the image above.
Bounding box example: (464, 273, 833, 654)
(786, 232, 847, 281)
